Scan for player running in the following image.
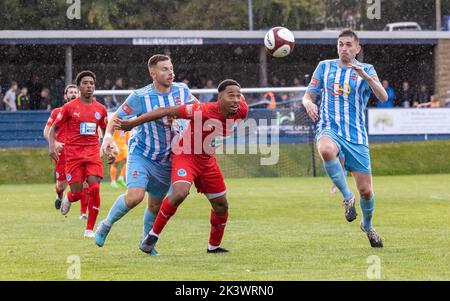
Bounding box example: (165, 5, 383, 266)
(110, 130, 130, 189)
(95, 54, 195, 253)
(302, 29, 387, 248)
(48, 71, 111, 238)
(116, 79, 248, 254)
(44, 85, 79, 209)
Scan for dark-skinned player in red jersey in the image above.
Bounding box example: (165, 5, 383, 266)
(116, 79, 248, 254)
(48, 71, 113, 238)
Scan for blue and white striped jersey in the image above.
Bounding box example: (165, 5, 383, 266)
(115, 82, 195, 161)
(307, 59, 379, 146)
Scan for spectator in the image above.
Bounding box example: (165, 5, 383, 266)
(39, 88, 52, 111)
(182, 78, 190, 86)
(96, 78, 113, 107)
(269, 75, 280, 87)
(417, 94, 441, 108)
(377, 80, 395, 108)
(50, 74, 66, 108)
(112, 77, 125, 107)
(199, 79, 215, 103)
(396, 81, 415, 108)
(26, 74, 43, 110)
(2, 81, 18, 112)
(16, 87, 30, 110)
(414, 83, 430, 107)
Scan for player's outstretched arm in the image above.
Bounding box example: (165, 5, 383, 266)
(115, 106, 180, 131)
(349, 63, 388, 102)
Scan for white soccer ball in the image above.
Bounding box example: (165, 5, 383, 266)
(264, 26, 295, 58)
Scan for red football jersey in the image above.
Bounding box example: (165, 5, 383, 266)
(46, 107, 68, 142)
(175, 97, 248, 157)
(53, 98, 108, 147)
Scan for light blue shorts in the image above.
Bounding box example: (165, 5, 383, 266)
(126, 153, 171, 201)
(317, 129, 372, 174)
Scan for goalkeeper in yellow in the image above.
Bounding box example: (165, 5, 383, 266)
(110, 130, 130, 188)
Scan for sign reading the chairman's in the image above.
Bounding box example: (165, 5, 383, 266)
(133, 38, 203, 45)
(368, 108, 450, 135)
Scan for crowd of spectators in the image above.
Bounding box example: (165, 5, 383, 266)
(370, 80, 441, 108)
(0, 73, 444, 112)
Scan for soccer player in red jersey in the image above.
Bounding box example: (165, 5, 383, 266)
(48, 71, 110, 238)
(116, 79, 248, 254)
(44, 84, 79, 210)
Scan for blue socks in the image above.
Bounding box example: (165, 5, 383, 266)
(360, 194, 375, 230)
(105, 194, 130, 226)
(142, 208, 156, 239)
(323, 159, 353, 200)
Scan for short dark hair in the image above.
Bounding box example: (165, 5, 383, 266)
(64, 84, 77, 95)
(75, 70, 96, 86)
(338, 29, 359, 43)
(218, 79, 241, 93)
(148, 54, 171, 68)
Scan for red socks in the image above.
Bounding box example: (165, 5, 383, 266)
(86, 182, 100, 231)
(152, 198, 178, 235)
(67, 190, 82, 203)
(209, 210, 228, 248)
(55, 186, 64, 199)
(80, 187, 89, 215)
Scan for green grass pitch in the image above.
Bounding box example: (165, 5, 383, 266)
(1, 175, 449, 280)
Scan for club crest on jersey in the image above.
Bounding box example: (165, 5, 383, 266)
(174, 97, 182, 105)
(66, 173, 72, 181)
(95, 112, 101, 120)
(351, 73, 358, 80)
(132, 170, 139, 178)
(177, 169, 187, 177)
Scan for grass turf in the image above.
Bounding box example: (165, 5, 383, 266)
(1, 175, 449, 280)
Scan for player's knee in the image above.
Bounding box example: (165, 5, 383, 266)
(125, 190, 145, 208)
(213, 202, 228, 215)
(358, 186, 372, 199)
(148, 201, 161, 215)
(170, 189, 189, 205)
(56, 181, 67, 191)
(318, 144, 337, 161)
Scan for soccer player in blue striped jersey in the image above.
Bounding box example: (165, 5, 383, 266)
(95, 54, 195, 253)
(302, 29, 387, 248)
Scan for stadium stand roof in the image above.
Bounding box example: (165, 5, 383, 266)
(1, 30, 450, 45)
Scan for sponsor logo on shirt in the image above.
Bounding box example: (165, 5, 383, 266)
(328, 82, 351, 96)
(122, 104, 132, 115)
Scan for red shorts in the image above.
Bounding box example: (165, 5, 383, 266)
(171, 153, 226, 196)
(54, 150, 66, 182)
(65, 145, 103, 184)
